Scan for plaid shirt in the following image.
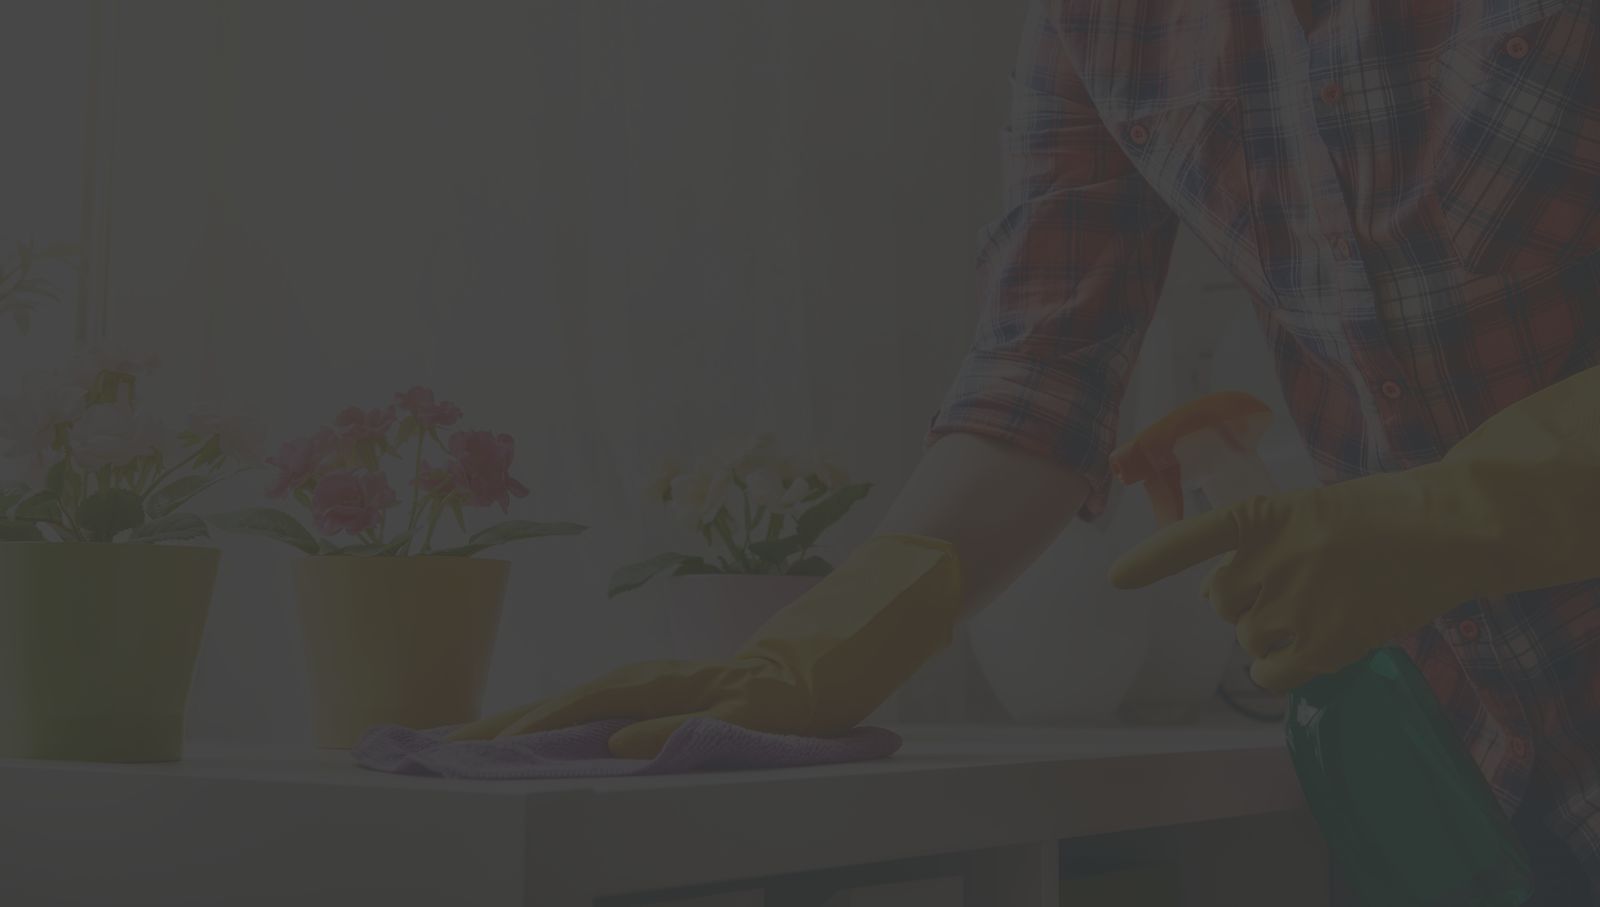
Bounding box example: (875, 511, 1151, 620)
(932, 0, 1600, 885)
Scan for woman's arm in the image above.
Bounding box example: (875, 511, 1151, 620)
(877, 432, 1091, 617)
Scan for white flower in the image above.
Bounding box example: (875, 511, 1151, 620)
(668, 469, 733, 529)
(88, 342, 160, 378)
(714, 433, 781, 479)
(701, 472, 733, 524)
(778, 477, 811, 513)
(668, 472, 710, 529)
(187, 404, 265, 464)
(0, 370, 86, 460)
(743, 467, 786, 510)
(69, 403, 168, 469)
(793, 454, 850, 492)
(646, 456, 681, 502)
(745, 466, 812, 516)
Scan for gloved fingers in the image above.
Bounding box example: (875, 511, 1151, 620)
(497, 659, 729, 738)
(1248, 643, 1318, 694)
(1110, 508, 1243, 590)
(1235, 607, 1296, 660)
(1202, 557, 1262, 624)
(608, 712, 701, 759)
(1247, 631, 1354, 694)
(446, 701, 539, 741)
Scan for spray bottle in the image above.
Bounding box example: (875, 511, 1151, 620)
(1111, 392, 1531, 907)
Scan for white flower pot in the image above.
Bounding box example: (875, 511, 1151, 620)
(1111, 461, 1239, 724)
(0, 543, 220, 762)
(657, 574, 822, 661)
(968, 521, 1151, 724)
(294, 556, 509, 748)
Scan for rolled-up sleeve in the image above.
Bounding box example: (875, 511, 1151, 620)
(929, 0, 1178, 520)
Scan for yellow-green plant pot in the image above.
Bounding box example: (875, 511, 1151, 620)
(0, 542, 220, 763)
(294, 556, 510, 749)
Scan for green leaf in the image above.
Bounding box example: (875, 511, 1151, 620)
(432, 520, 588, 558)
(749, 536, 805, 565)
(146, 472, 231, 519)
(209, 507, 320, 554)
(786, 556, 834, 577)
(0, 482, 29, 517)
(13, 491, 61, 522)
(449, 498, 466, 533)
(191, 435, 224, 469)
(336, 531, 414, 557)
(672, 556, 721, 577)
(794, 483, 872, 546)
(0, 520, 45, 541)
(468, 519, 586, 546)
(395, 418, 418, 445)
(607, 552, 691, 598)
(128, 513, 209, 544)
(45, 460, 70, 497)
(15, 279, 60, 302)
(77, 489, 148, 541)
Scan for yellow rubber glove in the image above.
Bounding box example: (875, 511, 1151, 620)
(1110, 365, 1600, 693)
(449, 534, 961, 757)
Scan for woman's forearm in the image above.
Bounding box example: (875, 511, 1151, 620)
(875, 433, 1090, 617)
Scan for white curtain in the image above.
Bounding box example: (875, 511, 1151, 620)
(78, 0, 1039, 741)
(14, 0, 1305, 741)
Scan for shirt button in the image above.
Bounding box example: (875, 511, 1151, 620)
(1381, 380, 1405, 400)
(1457, 619, 1480, 640)
(1505, 36, 1531, 60)
(1332, 238, 1353, 260)
(1128, 124, 1151, 146)
(1320, 82, 1344, 104)
(1510, 737, 1531, 760)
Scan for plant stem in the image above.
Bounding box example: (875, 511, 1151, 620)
(141, 445, 204, 500)
(711, 516, 750, 573)
(404, 430, 427, 535)
(421, 500, 444, 554)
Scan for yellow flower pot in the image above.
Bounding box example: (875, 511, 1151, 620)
(0, 542, 220, 763)
(293, 556, 509, 748)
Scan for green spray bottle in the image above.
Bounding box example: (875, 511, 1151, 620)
(1111, 392, 1530, 906)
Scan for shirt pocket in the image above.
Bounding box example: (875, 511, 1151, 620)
(1428, 4, 1600, 276)
(1109, 99, 1268, 297)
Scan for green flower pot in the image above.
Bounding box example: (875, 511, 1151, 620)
(0, 543, 220, 763)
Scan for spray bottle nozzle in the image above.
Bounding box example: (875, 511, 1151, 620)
(1111, 391, 1274, 524)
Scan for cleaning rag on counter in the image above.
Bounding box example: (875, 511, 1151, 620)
(352, 716, 902, 779)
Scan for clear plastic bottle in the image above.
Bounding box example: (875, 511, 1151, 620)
(1112, 392, 1531, 906)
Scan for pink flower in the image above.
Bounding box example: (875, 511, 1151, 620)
(310, 471, 397, 536)
(393, 387, 463, 429)
(414, 460, 456, 496)
(265, 429, 336, 498)
(446, 430, 529, 512)
(334, 406, 397, 442)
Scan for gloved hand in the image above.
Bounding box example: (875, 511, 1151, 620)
(1110, 365, 1600, 693)
(449, 534, 962, 757)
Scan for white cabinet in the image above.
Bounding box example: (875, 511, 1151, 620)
(821, 877, 963, 906)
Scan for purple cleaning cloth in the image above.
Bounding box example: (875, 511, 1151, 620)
(351, 716, 902, 779)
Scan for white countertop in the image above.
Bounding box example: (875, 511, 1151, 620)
(0, 713, 1305, 906)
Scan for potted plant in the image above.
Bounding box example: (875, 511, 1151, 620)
(213, 387, 585, 748)
(0, 349, 251, 762)
(609, 435, 871, 661)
